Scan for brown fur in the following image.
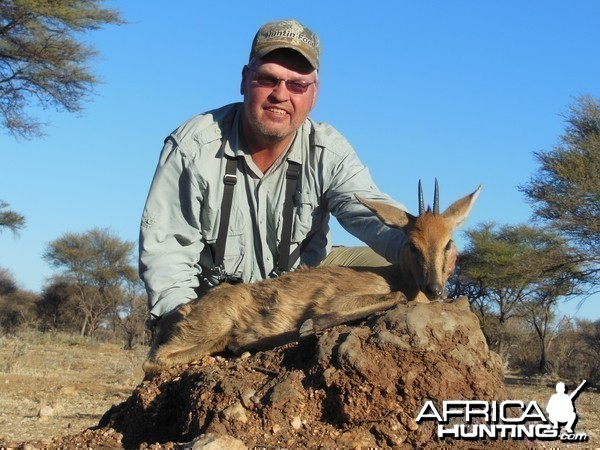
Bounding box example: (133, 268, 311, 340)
(143, 185, 481, 376)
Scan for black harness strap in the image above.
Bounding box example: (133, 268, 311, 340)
(210, 157, 303, 281)
(286, 229, 314, 270)
(213, 156, 238, 271)
(274, 161, 301, 275)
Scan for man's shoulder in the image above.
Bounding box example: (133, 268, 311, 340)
(306, 119, 355, 157)
(168, 103, 240, 150)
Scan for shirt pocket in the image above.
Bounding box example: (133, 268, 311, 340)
(202, 230, 246, 277)
(291, 192, 320, 243)
(223, 232, 245, 276)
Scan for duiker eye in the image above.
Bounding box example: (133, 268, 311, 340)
(445, 240, 454, 252)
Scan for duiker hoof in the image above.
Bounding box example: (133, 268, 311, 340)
(299, 318, 315, 338)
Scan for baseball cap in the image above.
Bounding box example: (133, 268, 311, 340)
(249, 20, 321, 70)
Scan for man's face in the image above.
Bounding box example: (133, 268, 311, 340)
(241, 50, 318, 145)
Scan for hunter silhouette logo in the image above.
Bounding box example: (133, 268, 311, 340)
(416, 379, 588, 442)
(546, 380, 586, 434)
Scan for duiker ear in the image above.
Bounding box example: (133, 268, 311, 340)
(441, 185, 482, 228)
(355, 194, 414, 229)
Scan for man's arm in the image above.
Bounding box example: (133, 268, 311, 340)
(139, 137, 204, 319)
(324, 142, 408, 264)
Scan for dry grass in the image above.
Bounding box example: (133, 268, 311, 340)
(0, 330, 147, 444)
(505, 373, 599, 447)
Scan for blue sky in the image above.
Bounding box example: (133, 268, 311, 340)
(1, 1, 598, 320)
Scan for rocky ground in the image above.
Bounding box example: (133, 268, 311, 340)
(5, 297, 520, 449)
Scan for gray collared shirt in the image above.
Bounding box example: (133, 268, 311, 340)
(140, 103, 407, 318)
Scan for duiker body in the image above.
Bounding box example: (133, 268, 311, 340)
(143, 183, 481, 376)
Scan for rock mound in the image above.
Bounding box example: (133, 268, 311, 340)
(34, 298, 507, 448)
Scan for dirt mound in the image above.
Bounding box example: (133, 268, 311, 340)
(23, 298, 508, 448)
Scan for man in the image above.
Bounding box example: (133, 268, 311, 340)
(140, 20, 414, 345)
(546, 382, 580, 434)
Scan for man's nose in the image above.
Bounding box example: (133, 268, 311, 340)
(270, 80, 290, 101)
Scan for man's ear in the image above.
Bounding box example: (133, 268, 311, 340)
(240, 66, 248, 95)
(310, 82, 318, 110)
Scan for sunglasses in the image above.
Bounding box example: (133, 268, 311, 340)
(246, 67, 316, 95)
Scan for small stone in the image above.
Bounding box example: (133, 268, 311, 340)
(268, 378, 302, 405)
(291, 415, 303, 430)
(241, 389, 256, 409)
(60, 385, 77, 395)
(407, 417, 419, 431)
(186, 433, 246, 450)
(322, 366, 337, 387)
(221, 402, 247, 423)
(201, 356, 216, 366)
(38, 404, 54, 421)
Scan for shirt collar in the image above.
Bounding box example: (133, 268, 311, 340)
(222, 105, 245, 159)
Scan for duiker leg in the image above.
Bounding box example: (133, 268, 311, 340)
(300, 291, 406, 337)
(143, 289, 242, 376)
(143, 331, 231, 377)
